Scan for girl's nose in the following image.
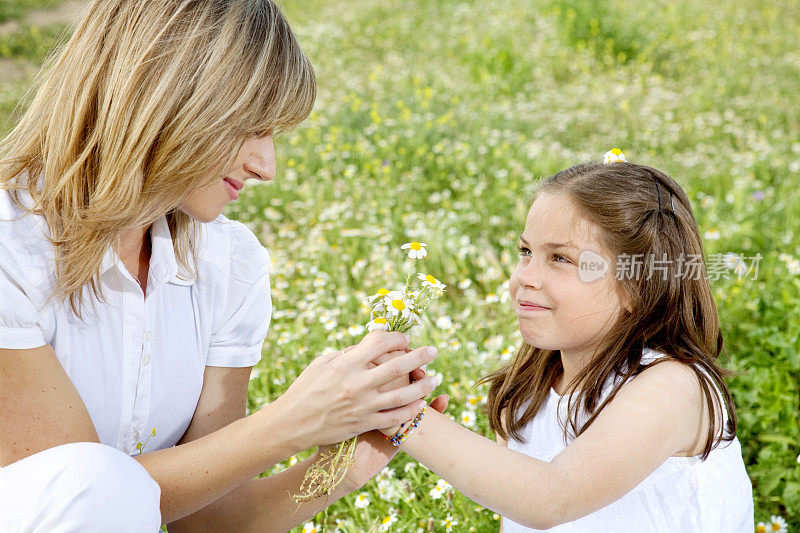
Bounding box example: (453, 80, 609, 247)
(243, 134, 276, 182)
(517, 257, 544, 290)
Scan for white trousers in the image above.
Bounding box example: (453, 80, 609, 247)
(0, 442, 162, 532)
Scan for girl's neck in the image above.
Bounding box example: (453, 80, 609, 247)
(554, 348, 594, 395)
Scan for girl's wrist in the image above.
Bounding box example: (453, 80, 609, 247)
(381, 405, 427, 446)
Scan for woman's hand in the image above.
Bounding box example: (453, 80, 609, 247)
(319, 394, 450, 495)
(272, 331, 440, 448)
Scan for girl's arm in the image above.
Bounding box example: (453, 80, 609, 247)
(401, 360, 706, 529)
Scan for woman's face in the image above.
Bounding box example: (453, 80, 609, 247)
(508, 192, 626, 357)
(179, 134, 276, 222)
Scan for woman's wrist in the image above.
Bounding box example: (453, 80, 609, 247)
(260, 393, 316, 456)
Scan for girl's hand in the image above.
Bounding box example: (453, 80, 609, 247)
(274, 331, 440, 448)
(319, 394, 450, 495)
(367, 347, 441, 437)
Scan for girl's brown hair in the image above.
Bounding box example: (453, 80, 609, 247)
(0, 0, 315, 319)
(481, 161, 739, 461)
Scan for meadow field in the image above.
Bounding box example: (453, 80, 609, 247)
(1, 0, 798, 531)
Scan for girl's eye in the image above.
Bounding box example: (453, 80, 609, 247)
(518, 246, 531, 257)
(552, 253, 571, 264)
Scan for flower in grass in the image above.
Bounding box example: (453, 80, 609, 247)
(301, 522, 318, 533)
(417, 273, 446, 292)
(769, 515, 788, 532)
(441, 515, 459, 531)
(379, 511, 399, 531)
(354, 492, 370, 508)
(466, 393, 486, 407)
(460, 409, 477, 428)
(429, 484, 445, 499)
(367, 316, 390, 331)
(401, 241, 428, 259)
(436, 479, 452, 491)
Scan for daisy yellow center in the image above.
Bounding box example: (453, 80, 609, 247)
(410, 242, 422, 250)
(611, 148, 622, 155)
(756, 527, 765, 533)
(377, 288, 390, 296)
(772, 525, 781, 531)
(391, 300, 406, 311)
(382, 517, 392, 525)
(426, 274, 436, 283)
(374, 317, 388, 324)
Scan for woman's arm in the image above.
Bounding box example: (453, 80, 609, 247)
(135, 331, 438, 523)
(400, 360, 705, 529)
(0, 344, 99, 466)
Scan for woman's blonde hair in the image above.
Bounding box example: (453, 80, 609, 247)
(0, 0, 315, 319)
(481, 161, 741, 461)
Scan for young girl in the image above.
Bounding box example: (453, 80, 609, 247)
(387, 155, 754, 531)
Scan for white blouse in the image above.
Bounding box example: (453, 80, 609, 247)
(0, 186, 272, 456)
(502, 348, 754, 532)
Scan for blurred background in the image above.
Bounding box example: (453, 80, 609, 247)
(2, 0, 798, 531)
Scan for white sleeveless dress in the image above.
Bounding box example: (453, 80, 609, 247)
(502, 348, 754, 532)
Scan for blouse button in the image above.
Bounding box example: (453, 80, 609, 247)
(145, 330, 152, 342)
(142, 353, 151, 366)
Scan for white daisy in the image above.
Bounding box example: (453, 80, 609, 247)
(442, 515, 459, 531)
(384, 295, 413, 320)
(401, 241, 428, 259)
(301, 522, 318, 533)
(354, 492, 370, 508)
(367, 316, 390, 331)
(460, 409, 477, 427)
(417, 273, 446, 291)
(769, 515, 788, 533)
(367, 287, 391, 303)
(379, 512, 398, 531)
(603, 148, 626, 164)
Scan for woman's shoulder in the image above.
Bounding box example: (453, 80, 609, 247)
(0, 187, 57, 301)
(199, 214, 270, 281)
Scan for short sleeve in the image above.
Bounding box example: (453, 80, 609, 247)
(206, 221, 272, 367)
(0, 255, 46, 349)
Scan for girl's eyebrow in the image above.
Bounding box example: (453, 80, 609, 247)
(519, 236, 578, 251)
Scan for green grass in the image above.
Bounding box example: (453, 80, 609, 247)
(0, 0, 67, 24)
(2, 0, 799, 530)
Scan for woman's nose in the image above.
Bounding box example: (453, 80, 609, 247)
(243, 134, 276, 182)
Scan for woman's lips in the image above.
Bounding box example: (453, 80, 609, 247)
(517, 300, 550, 312)
(224, 178, 239, 200)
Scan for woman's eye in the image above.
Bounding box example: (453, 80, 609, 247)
(552, 253, 571, 264)
(518, 246, 531, 257)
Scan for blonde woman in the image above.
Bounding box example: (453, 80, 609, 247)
(0, 1, 445, 531)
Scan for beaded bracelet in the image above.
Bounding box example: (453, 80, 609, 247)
(383, 406, 426, 446)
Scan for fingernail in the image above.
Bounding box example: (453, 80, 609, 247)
(420, 364, 427, 372)
(426, 346, 438, 357)
(429, 375, 441, 387)
(418, 400, 427, 410)
(403, 333, 411, 343)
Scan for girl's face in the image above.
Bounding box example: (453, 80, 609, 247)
(179, 134, 276, 222)
(509, 192, 626, 358)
